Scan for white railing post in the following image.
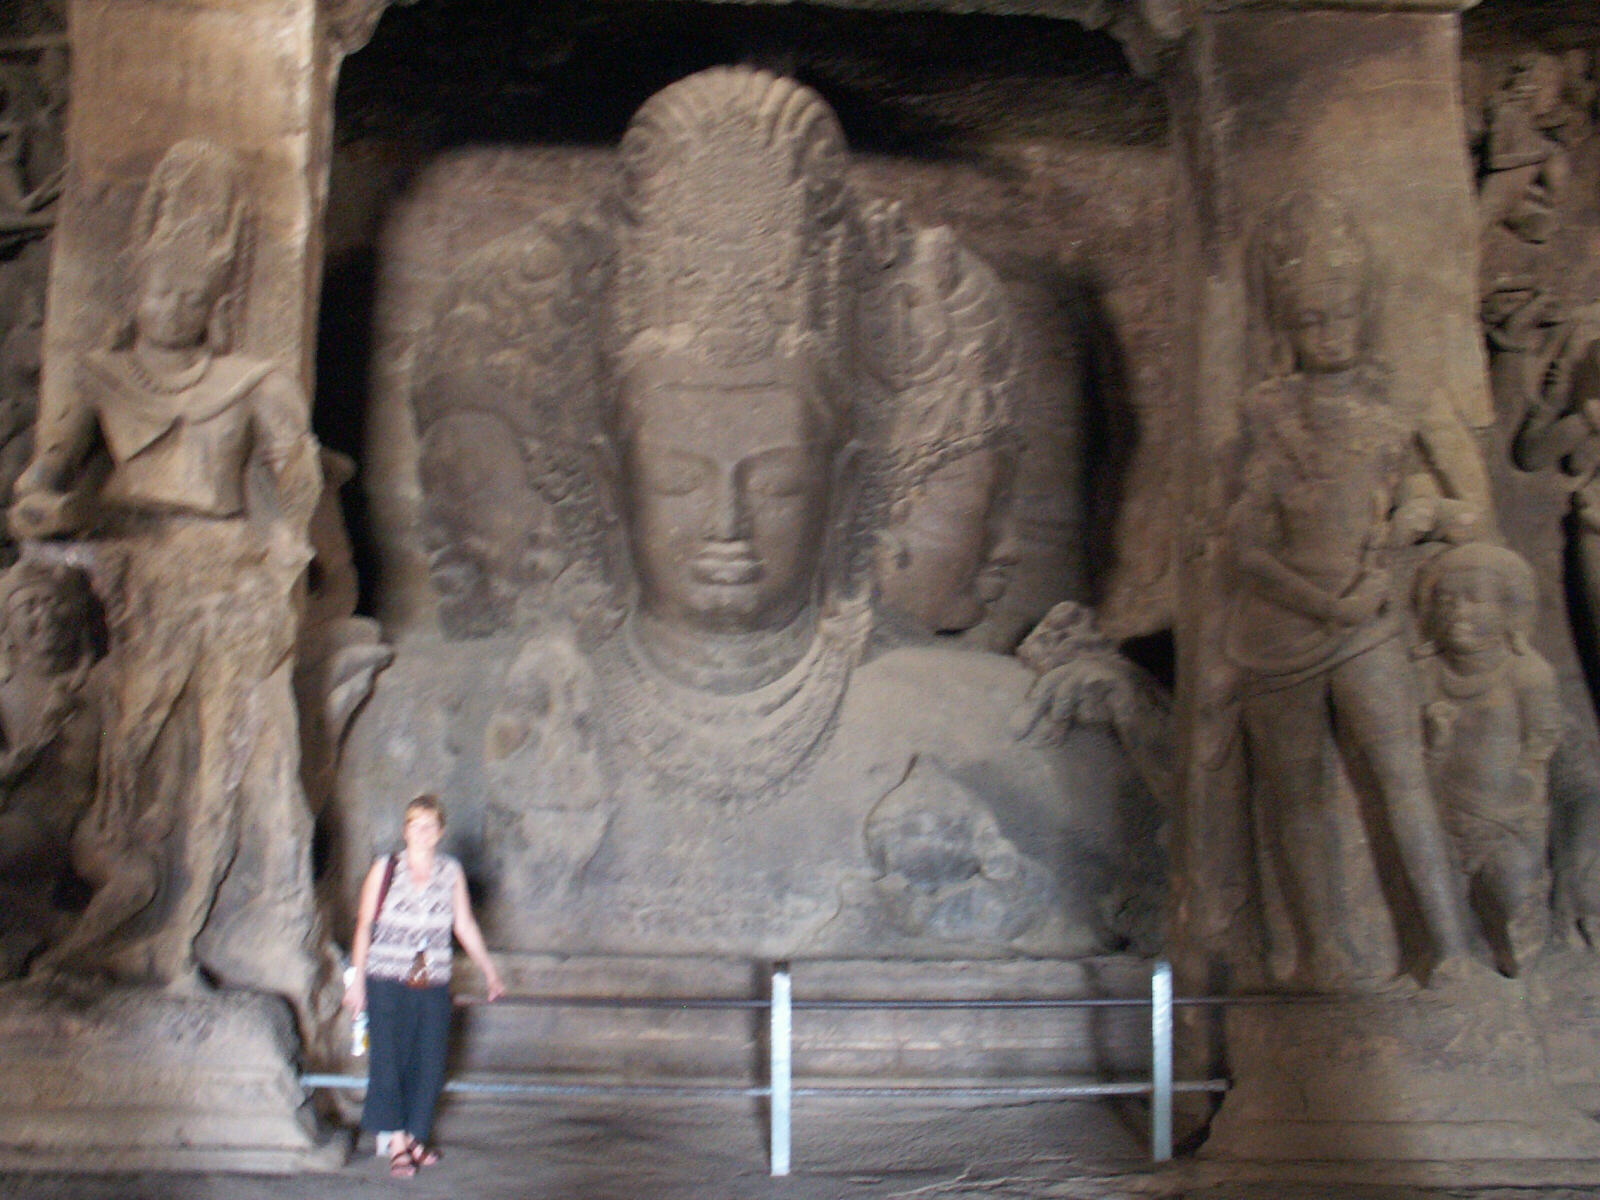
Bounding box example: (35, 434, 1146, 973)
(1150, 958, 1173, 1162)
(770, 961, 792, 1177)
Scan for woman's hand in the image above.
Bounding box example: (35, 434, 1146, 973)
(342, 972, 366, 1016)
(483, 965, 506, 1003)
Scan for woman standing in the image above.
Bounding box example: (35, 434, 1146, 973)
(344, 794, 504, 1177)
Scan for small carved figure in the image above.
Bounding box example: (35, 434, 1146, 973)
(9, 141, 328, 1038)
(1225, 192, 1476, 988)
(1479, 55, 1573, 247)
(1476, 51, 1598, 422)
(1413, 543, 1559, 976)
(859, 756, 1065, 951)
(1514, 307, 1600, 673)
(0, 55, 65, 234)
(0, 559, 99, 977)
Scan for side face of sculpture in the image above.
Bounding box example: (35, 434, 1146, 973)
(865, 217, 1023, 637)
(878, 447, 1009, 633)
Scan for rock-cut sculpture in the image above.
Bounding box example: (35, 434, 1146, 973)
(342, 68, 1163, 961)
(9, 139, 332, 1043)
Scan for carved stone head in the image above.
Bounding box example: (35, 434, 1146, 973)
(607, 69, 855, 643)
(1415, 542, 1537, 662)
(0, 560, 96, 677)
(1253, 192, 1373, 377)
(611, 342, 838, 638)
(127, 140, 247, 353)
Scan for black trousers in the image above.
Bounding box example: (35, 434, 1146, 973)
(362, 976, 452, 1142)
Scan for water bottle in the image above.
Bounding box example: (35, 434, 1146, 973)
(344, 966, 369, 1057)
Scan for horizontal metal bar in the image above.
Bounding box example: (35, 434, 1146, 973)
(790, 997, 1150, 1011)
(790, 1081, 1229, 1099)
(301, 1073, 770, 1099)
(453, 994, 769, 1010)
(302, 1073, 1227, 1101)
(450, 993, 1323, 1012)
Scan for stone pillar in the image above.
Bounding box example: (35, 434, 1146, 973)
(1168, 3, 1600, 1178)
(0, 0, 361, 1173)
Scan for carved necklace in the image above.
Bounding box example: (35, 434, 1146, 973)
(125, 346, 212, 395)
(1433, 652, 1509, 700)
(589, 593, 874, 806)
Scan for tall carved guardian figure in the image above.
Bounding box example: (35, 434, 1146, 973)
(8, 140, 328, 1037)
(1225, 192, 1476, 989)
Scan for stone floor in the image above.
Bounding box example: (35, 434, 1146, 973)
(1, 1095, 1599, 1200)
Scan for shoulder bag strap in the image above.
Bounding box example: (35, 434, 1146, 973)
(374, 852, 399, 921)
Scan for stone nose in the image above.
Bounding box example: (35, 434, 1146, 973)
(708, 465, 752, 541)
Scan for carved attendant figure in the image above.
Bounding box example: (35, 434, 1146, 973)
(1226, 193, 1473, 987)
(10, 142, 327, 1031)
(1414, 543, 1559, 976)
(0, 561, 99, 976)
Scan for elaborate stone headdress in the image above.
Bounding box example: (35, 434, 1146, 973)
(609, 67, 854, 431)
(1250, 191, 1373, 378)
(858, 208, 1022, 509)
(585, 67, 875, 804)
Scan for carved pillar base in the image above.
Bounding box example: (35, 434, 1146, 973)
(1203, 969, 1600, 1175)
(0, 982, 345, 1173)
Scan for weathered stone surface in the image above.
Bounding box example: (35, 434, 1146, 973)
(0, 981, 344, 1173)
(1204, 971, 1600, 1164)
(17, 0, 1600, 1178)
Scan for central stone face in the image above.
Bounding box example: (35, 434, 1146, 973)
(337, 66, 1162, 963)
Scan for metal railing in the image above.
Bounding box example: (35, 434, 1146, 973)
(303, 958, 1228, 1177)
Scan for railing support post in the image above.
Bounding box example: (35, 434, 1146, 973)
(1151, 958, 1173, 1163)
(770, 961, 792, 1177)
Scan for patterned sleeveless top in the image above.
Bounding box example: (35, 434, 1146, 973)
(368, 853, 461, 986)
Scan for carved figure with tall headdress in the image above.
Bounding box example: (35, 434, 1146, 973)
(8, 140, 332, 1044)
(1224, 191, 1482, 990)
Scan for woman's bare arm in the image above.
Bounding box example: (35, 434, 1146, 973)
(453, 869, 505, 1001)
(342, 858, 387, 1014)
